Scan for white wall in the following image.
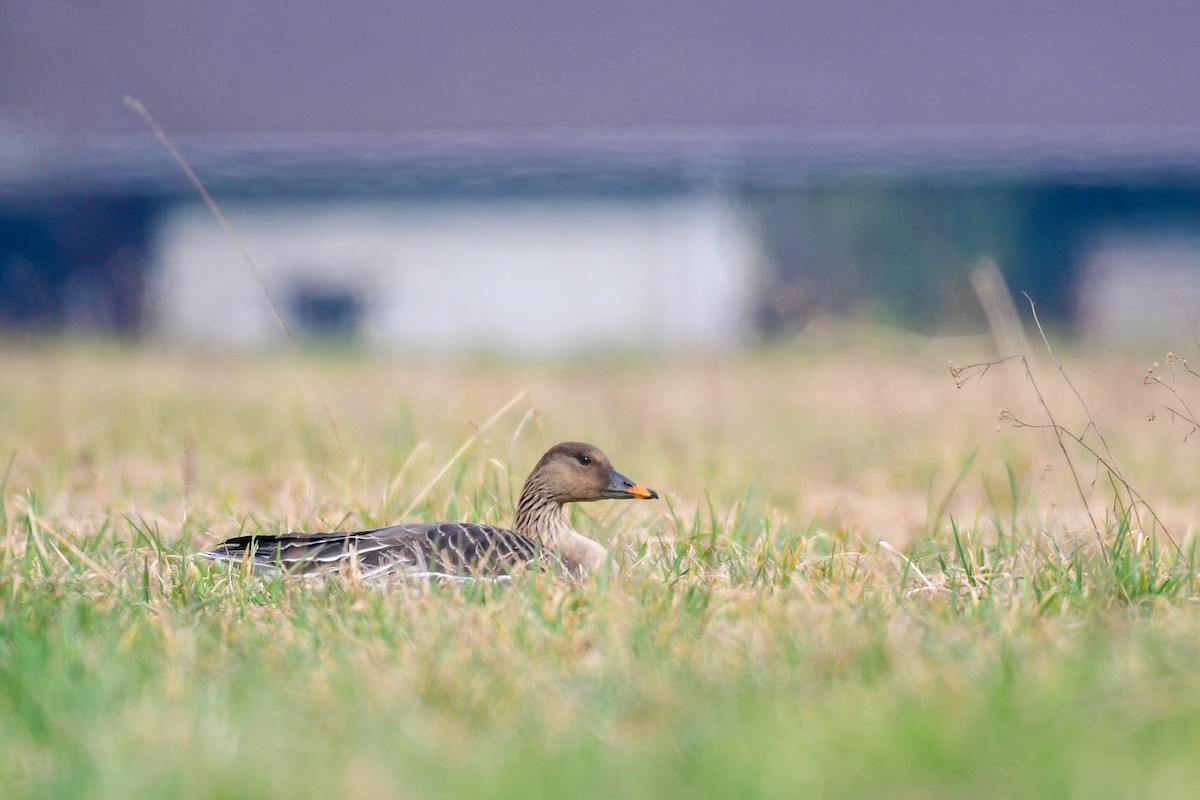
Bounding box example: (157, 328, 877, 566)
(150, 195, 760, 353)
(1077, 234, 1200, 343)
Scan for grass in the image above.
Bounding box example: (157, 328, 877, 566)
(3, 333, 1200, 799)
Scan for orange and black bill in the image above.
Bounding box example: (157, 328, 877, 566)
(605, 469, 659, 500)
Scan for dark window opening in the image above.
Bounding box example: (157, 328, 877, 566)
(286, 280, 365, 339)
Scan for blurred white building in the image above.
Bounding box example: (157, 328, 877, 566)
(1077, 234, 1200, 344)
(152, 194, 759, 353)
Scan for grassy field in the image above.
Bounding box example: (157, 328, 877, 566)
(2, 332, 1200, 799)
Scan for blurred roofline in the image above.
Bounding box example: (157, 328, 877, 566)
(6, 126, 1200, 200)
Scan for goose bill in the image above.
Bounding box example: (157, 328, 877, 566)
(604, 469, 659, 500)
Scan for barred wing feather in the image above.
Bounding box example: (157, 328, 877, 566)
(203, 522, 562, 581)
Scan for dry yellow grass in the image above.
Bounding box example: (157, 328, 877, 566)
(1, 329, 1191, 551)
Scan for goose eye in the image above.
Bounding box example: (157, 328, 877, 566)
(577, 454, 592, 466)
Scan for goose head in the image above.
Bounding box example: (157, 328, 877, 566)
(524, 441, 658, 505)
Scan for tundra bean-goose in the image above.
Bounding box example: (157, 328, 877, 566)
(201, 441, 658, 581)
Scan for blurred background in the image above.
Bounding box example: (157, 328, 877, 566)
(4, 1, 1200, 352)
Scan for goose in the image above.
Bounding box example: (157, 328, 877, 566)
(200, 441, 658, 582)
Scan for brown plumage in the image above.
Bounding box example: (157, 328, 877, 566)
(200, 442, 658, 582)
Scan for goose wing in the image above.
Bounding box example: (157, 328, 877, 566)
(202, 522, 555, 580)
